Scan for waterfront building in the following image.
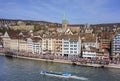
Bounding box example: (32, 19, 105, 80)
(27, 37, 42, 54)
(42, 36, 56, 54)
(54, 37, 62, 56)
(81, 33, 99, 58)
(18, 30, 34, 53)
(112, 33, 120, 58)
(62, 35, 81, 56)
(3, 31, 20, 52)
(3, 32, 11, 51)
(98, 32, 115, 49)
(19, 38, 27, 53)
(61, 28, 81, 56)
(27, 38, 33, 53)
(97, 32, 116, 59)
(82, 42, 97, 58)
(83, 41, 97, 51)
(10, 38, 19, 52)
(3, 30, 35, 54)
(83, 51, 96, 58)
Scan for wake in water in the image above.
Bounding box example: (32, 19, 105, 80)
(70, 75, 88, 80)
(40, 70, 88, 80)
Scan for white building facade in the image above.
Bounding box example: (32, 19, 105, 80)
(83, 51, 96, 58)
(62, 36, 81, 56)
(82, 40, 98, 58)
(112, 33, 120, 58)
(83, 42, 97, 50)
(27, 37, 42, 54)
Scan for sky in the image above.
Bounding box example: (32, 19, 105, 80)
(0, 0, 120, 24)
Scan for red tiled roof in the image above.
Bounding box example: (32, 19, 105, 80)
(7, 30, 21, 39)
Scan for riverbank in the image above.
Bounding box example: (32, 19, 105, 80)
(14, 56, 120, 69)
(15, 56, 106, 68)
(0, 53, 120, 69)
(104, 64, 120, 69)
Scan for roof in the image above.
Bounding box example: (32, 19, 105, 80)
(81, 33, 96, 42)
(60, 35, 79, 39)
(31, 37, 42, 42)
(7, 30, 21, 39)
(91, 23, 120, 27)
(98, 32, 115, 39)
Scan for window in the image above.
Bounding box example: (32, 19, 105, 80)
(74, 48, 77, 50)
(74, 45, 77, 47)
(70, 51, 73, 53)
(64, 38, 68, 40)
(64, 42, 69, 44)
(70, 48, 73, 50)
(64, 48, 69, 50)
(74, 42, 77, 44)
(64, 45, 69, 47)
(74, 51, 77, 53)
(70, 42, 74, 44)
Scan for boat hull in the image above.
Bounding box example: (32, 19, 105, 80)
(40, 70, 71, 78)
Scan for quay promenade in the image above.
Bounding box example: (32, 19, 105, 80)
(0, 52, 120, 69)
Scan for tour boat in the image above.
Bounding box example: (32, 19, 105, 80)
(40, 70, 71, 78)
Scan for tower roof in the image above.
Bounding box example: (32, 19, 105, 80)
(62, 12, 67, 24)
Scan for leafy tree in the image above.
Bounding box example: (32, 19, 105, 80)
(33, 24, 48, 32)
(34, 24, 42, 32)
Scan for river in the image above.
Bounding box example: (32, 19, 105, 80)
(0, 56, 120, 81)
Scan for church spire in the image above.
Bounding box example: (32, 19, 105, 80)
(62, 12, 67, 30)
(62, 12, 66, 21)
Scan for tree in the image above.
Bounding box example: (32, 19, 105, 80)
(33, 24, 42, 32)
(33, 24, 48, 32)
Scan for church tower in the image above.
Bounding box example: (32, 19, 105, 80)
(62, 13, 68, 31)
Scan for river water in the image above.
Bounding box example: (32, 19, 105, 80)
(0, 56, 120, 81)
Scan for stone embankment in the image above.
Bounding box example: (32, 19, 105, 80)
(1, 53, 120, 69)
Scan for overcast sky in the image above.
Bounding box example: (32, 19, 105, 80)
(0, 0, 120, 24)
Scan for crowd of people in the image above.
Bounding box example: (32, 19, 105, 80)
(13, 52, 120, 65)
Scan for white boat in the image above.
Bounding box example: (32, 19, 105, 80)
(40, 70, 71, 78)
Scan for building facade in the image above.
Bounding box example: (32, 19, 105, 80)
(27, 37, 42, 54)
(54, 38, 62, 56)
(112, 33, 120, 58)
(62, 35, 81, 56)
(19, 39, 27, 52)
(83, 51, 96, 58)
(42, 37, 56, 54)
(3, 32, 11, 51)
